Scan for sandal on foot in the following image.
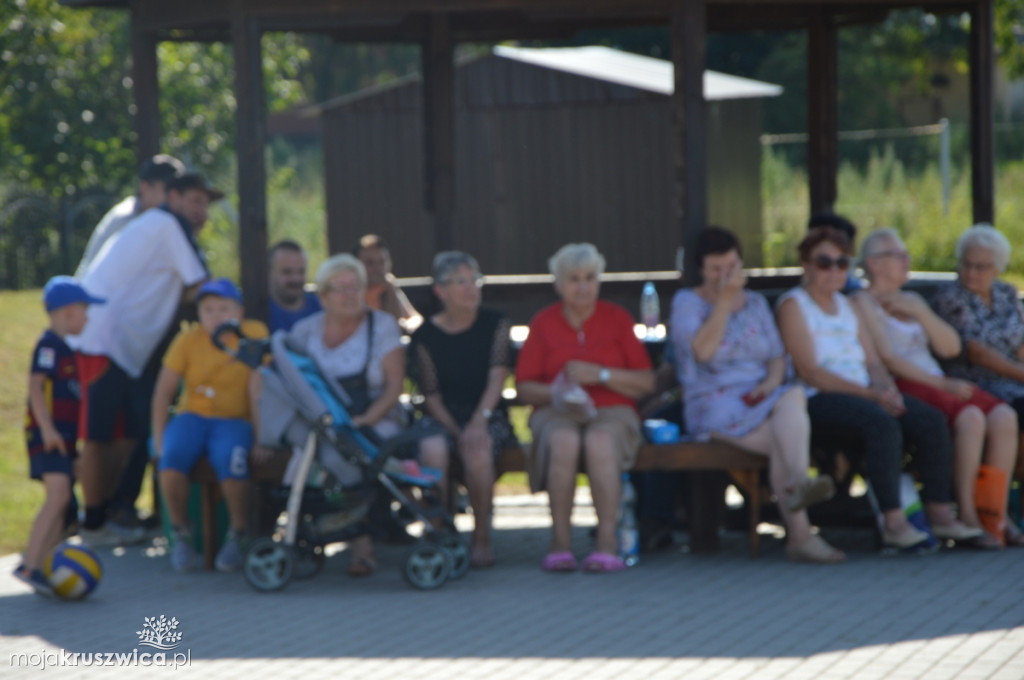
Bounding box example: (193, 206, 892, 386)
(1005, 524, 1024, 547)
(786, 476, 836, 513)
(541, 551, 578, 573)
(786, 535, 845, 564)
(347, 556, 377, 578)
(580, 551, 626, 573)
(968, 531, 1004, 550)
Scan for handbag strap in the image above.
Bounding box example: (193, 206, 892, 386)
(360, 310, 374, 376)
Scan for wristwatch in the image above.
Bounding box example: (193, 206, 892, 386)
(598, 368, 611, 384)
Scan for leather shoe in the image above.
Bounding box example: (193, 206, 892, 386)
(932, 522, 984, 542)
(882, 526, 931, 549)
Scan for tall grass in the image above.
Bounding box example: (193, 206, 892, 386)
(762, 145, 1024, 280)
(198, 144, 329, 283)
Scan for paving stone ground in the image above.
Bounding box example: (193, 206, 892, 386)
(1, 491, 1023, 679)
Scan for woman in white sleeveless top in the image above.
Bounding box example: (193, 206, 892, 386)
(852, 228, 1019, 548)
(777, 227, 981, 551)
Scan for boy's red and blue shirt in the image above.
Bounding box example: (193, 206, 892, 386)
(25, 330, 80, 455)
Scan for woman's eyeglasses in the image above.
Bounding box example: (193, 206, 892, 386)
(812, 255, 851, 271)
(441, 276, 484, 288)
(871, 250, 910, 262)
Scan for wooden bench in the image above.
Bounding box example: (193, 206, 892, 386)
(495, 440, 769, 558)
(188, 439, 768, 568)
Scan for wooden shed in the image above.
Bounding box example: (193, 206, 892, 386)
(321, 45, 780, 275)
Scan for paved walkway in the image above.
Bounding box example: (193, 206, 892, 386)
(2, 492, 1023, 679)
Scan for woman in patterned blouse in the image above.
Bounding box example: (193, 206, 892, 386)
(931, 225, 1024, 544)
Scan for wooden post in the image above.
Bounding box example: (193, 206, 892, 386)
(808, 9, 838, 216)
(969, 0, 995, 225)
(422, 13, 456, 253)
(231, 6, 269, 322)
(130, 17, 160, 169)
(670, 0, 707, 287)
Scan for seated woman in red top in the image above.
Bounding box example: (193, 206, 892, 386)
(516, 243, 655, 573)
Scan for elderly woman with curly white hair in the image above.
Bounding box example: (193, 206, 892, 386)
(516, 243, 655, 573)
(931, 225, 1024, 544)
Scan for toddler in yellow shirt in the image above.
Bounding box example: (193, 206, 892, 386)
(152, 278, 268, 572)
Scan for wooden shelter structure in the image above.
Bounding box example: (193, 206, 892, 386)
(319, 45, 782, 274)
(62, 0, 997, 321)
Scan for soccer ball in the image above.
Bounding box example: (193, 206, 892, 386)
(45, 543, 103, 600)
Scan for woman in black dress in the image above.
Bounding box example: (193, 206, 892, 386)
(412, 251, 515, 568)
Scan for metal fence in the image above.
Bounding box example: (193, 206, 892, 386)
(0, 190, 114, 290)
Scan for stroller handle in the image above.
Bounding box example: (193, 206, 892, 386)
(212, 321, 269, 369)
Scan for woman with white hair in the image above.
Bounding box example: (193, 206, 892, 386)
(932, 225, 1024, 544)
(854, 228, 1018, 548)
(289, 254, 449, 576)
(516, 243, 655, 573)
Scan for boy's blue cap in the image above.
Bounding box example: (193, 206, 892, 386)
(43, 276, 106, 312)
(197, 278, 243, 304)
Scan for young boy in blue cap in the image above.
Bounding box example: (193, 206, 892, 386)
(151, 278, 269, 572)
(14, 276, 105, 596)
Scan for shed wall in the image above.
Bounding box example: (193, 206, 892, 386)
(323, 56, 765, 275)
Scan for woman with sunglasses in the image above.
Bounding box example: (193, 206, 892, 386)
(777, 227, 980, 551)
(671, 226, 843, 563)
(852, 228, 1018, 548)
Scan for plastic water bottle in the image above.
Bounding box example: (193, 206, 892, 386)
(640, 282, 660, 332)
(617, 473, 639, 566)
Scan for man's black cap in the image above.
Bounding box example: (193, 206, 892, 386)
(138, 154, 185, 183)
(167, 172, 225, 202)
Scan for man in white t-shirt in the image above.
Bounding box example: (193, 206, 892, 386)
(75, 155, 185, 277)
(72, 172, 220, 547)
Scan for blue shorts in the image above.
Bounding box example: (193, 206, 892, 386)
(29, 448, 76, 481)
(158, 413, 253, 481)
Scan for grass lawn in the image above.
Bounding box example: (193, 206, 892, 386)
(0, 290, 47, 555)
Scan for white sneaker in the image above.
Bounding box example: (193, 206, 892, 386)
(107, 520, 147, 545)
(79, 524, 124, 548)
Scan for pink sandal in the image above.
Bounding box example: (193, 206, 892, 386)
(581, 552, 626, 573)
(541, 551, 578, 573)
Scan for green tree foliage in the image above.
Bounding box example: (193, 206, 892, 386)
(157, 33, 311, 179)
(996, 0, 1024, 78)
(0, 0, 136, 198)
(0, 1, 314, 198)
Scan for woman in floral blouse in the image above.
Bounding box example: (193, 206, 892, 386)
(932, 224, 1024, 545)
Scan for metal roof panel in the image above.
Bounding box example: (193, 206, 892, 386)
(493, 45, 783, 100)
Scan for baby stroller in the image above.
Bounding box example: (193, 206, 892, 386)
(213, 324, 470, 592)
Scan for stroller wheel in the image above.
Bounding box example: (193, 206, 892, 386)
(402, 542, 452, 590)
(435, 533, 471, 580)
(292, 544, 326, 581)
(244, 537, 294, 592)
